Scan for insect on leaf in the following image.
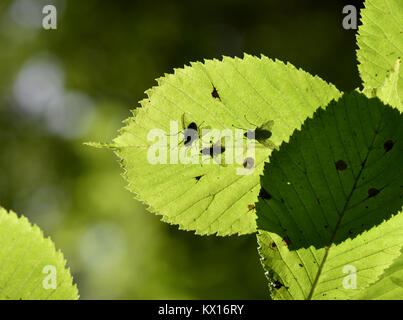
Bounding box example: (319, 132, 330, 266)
(95, 54, 341, 236)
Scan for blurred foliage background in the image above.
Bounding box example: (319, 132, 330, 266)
(0, 0, 364, 299)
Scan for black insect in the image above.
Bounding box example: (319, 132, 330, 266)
(233, 115, 276, 149)
(168, 113, 209, 149)
(183, 121, 198, 147)
(200, 144, 225, 157)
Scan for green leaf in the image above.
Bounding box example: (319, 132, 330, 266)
(363, 57, 402, 110)
(256, 91, 403, 299)
(353, 247, 403, 299)
(0, 207, 78, 300)
(357, 0, 403, 106)
(107, 54, 341, 236)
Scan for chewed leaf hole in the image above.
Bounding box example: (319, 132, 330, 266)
(368, 188, 380, 198)
(211, 86, 220, 100)
(335, 159, 348, 171)
(272, 280, 285, 289)
(384, 140, 394, 152)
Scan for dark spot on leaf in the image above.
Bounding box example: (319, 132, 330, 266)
(243, 157, 255, 169)
(384, 140, 394, 152)
(299, 263, 303, 267)
(195, 175, 203, 182)
(211, 86, 220, 100)
(248, 204, 255, 211)
(200, 145, 225, 157)
(335, 160, 347, 171)
(368, 188, 380, 198)
(272, 281, 284, 289)
(271, 242, 277, 248)
(259, 188, 272, 200)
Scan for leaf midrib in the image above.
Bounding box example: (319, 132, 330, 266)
(306, 113, 382, 300)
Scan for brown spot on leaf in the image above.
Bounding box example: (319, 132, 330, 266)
(282, 236, 290, 246)
(248, 204, 255, 211)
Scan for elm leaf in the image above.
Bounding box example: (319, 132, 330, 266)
(0, 207, 78, 300)
(104, 54, 341, 236)
(257, 92, 403, 299)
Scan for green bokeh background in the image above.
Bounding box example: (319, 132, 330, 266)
(0, 0, 364, 299)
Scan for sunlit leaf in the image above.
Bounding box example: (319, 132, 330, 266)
(0, 207, 78, 300)
(104, 54, 340, 235)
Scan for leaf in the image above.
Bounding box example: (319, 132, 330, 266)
(357, 0, 403, 106)
(0, 207, 78, 300)
(352, 247, 403, 299)
(256, 92, 403, 299)
(363, 57, 402, 110)
(107, 54, 341, 236)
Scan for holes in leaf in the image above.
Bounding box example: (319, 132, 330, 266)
(243, 157, 255, 169)
(384, 140, 394, 152)
(194, 175, 203, 182)
(211, 86, 220, 100)
(335, 160, 347, 171)
(259, 188, 272, 200)
(272, 280, 284, 289)
(368, 188, 380, 198)
(271, 242, 277, 248)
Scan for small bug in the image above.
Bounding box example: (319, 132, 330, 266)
(233, 115, 277, 149)
(168, 113, 210, 149)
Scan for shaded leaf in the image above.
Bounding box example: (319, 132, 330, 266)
(257, 92, 403, 299)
